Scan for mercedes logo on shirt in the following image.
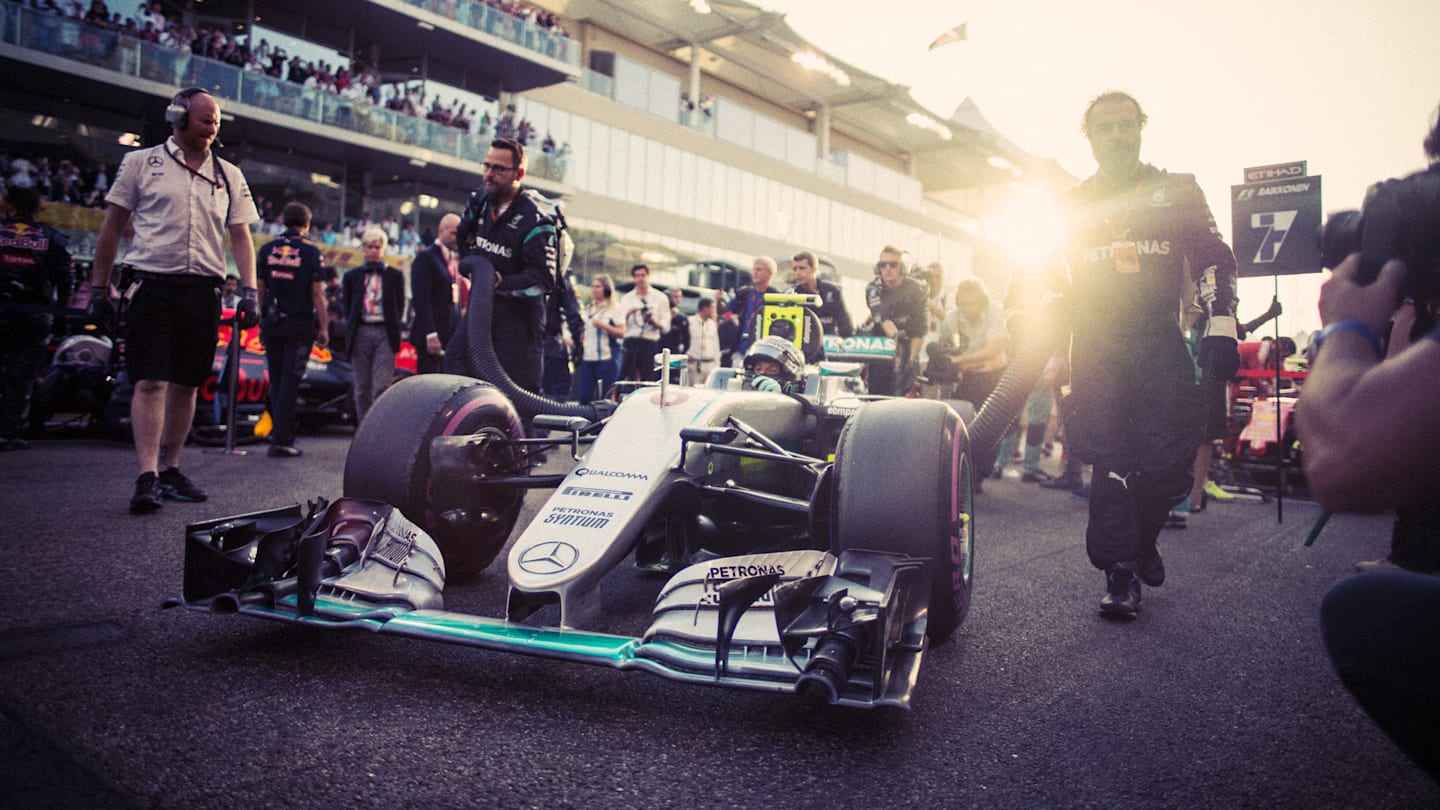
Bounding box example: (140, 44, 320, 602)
(517, 541, 579, 575)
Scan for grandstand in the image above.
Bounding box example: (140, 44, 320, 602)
(0, 0, 1072, 303)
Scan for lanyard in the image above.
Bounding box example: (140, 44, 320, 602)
(167, 144, 223, 191)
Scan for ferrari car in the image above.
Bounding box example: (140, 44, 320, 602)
(167, 265, 1047, 710)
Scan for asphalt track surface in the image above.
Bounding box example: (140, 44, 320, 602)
(2, 429, 1437, 809)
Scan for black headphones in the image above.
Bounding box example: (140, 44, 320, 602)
(165, 87, 209, 129)
(596, 275, 612, 298)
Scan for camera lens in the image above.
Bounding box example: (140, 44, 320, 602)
(1319, 209, 1363, 271)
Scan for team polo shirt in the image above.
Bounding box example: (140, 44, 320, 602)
(105, 137, 259, 277)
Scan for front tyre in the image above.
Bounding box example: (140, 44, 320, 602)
(831, 398, 974, 642)
(343, 374, 526, 579)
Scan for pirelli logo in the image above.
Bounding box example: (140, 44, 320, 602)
(562, 486, 633, 502)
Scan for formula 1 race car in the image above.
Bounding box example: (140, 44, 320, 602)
(168, 260, 1051, 710)
(31, 318, 416, 443)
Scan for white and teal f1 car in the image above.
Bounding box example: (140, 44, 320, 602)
(167, 260, 1051, 711)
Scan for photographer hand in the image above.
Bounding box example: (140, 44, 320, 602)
(1319, 253, 1407, 334)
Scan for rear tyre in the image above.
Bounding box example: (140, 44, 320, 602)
(831, 398, 974, 642)
(343, 374, 525, 579)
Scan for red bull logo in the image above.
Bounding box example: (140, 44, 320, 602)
(0, 221, 49, 251)
(267, 244, 303, 267)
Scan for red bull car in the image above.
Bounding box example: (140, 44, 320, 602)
(31, 318, 416, 443)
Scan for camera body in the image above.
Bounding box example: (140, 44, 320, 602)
(1320, 165, 1440, 306)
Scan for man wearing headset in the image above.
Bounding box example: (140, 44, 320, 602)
(862, 244, 927, 396)
(85, 87, 260, 514)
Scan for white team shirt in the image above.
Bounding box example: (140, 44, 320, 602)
(105, 137, 260, 277)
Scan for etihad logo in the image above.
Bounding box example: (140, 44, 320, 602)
(1245, 164, 1305, 183)
(1247, 166, 1303, 182)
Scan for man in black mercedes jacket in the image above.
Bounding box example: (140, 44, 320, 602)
(1055, 91, 1240, 620)
(451, 137, 559, 394)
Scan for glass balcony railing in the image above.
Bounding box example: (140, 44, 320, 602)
(399, 0, 579, 67)
(1, 3, 572, 183)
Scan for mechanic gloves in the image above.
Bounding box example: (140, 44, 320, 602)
(1199, 328, 1240, 380)
(1197, 264, 1240, 380)
(236, 287, 260, 330)
(83, 284, 115, 331)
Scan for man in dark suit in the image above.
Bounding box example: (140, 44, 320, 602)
(409, 212, 461, 374)
(342, 227, 406, 424)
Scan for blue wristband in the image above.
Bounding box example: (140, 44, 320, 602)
(1314, 319, 1384, 360)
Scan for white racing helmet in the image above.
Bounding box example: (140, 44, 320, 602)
(743, 335, 805, 388)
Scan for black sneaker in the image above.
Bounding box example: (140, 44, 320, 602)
(159, 467, 208, 502)
(1021, 471, 1052, 483)
(130, 472, 163, 514)
(1138, 549, 1165, 587)
(267, 444, 302, 458)
(1099, 565, 1141, 619)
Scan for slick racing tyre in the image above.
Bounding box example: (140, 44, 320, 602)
(831, 398, 974, 642)
(343, 374, 525, 580)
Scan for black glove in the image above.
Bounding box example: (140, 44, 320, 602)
(1197, 335, 1240, 380)
(84, 284, 114, 330)
(236, 287, 260, 330)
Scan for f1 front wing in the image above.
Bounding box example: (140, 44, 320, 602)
(165, 499, 932, 710)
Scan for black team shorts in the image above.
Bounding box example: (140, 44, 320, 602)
(124, 276, 222, 388)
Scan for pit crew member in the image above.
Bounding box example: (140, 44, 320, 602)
(863, 244, 928, 396)
(0, 185, 72, 451)
(452, 137, 558, 394)
(1054, 90, 1239, 619)
(788, 250, 852, 337)
(256, 201, 327, 458)
(87, 87, 260, 513)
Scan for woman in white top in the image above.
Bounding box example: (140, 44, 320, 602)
(574, 274, 625, 403)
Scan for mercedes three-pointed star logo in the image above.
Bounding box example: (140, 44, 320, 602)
(517, 541, 579, 575)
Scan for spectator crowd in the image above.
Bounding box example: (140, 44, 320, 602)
(13, 0, 570, 143)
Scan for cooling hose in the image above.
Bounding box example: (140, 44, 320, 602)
(447, 255, 604, 421)
(965, 294, 1068, 474)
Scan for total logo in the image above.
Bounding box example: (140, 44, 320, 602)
(517, 541, 579, 575)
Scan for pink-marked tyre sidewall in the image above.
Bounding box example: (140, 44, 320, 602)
(343, 374, 524, 579)
(831, 397, 974, 642)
